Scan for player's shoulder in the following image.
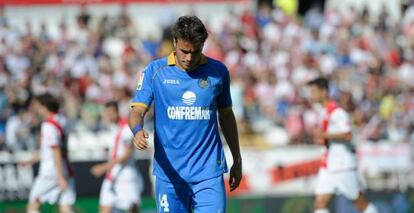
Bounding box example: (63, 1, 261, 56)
(332, 107, 349, 118)
(42, 122, 60, 135)
(43, 114, 67, 131)
(205, 56, 229, 77)
(206, 56, 227, 70)
(147, 57, 169, 71)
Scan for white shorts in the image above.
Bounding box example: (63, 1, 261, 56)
(99, 177, 142, 210)
(29, 176, 76, 205)
(315, 168, 366, 200)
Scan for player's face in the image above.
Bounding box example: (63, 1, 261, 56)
(104, 106, 118, 123)
(32, 100, 47, 118)
(310, 85, 322, 103)
(174, 38, 203, 71)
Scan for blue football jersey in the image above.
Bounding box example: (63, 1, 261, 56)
(131, 53, 232, 183)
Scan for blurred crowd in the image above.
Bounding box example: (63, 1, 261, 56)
(0, 2, 414, 152)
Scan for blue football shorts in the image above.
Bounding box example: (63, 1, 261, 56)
(155, 175, 225, 213)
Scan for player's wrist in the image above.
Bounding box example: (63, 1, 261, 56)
(132, 124, 143, 136)
(233, 155, 242, 165)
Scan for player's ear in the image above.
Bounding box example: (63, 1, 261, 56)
(173, 38, 177, 48)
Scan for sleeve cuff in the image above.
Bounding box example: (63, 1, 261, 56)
(130, 102, 148, 109)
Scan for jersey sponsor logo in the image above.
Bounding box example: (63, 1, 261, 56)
(163, 79, 180, 85)
(198, 77, 210, 89)
(167, 106, 210, 120)
(182, 91, 196, 105)
(136, 72, 145, 90)
(167, 91, 210, 120)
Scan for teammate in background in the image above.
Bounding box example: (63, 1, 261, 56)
(91, 101, 143, 213)
(129, 15, 242, 213)
(22, 93, 76, 213)
(308, 78, 378, 213)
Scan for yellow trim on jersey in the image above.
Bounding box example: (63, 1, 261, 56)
(167, 52, 176, 65)
(130, 102, 148, 109)
(167, 52, 208, 66)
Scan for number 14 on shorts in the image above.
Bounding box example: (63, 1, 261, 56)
(159, 194, 170, 212)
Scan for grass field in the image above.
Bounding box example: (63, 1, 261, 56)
(0, 196, 316, 213)
(2, 192, 413, 213)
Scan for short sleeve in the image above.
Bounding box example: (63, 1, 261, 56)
(216, 67, 232, 109)
(131, 64, 154, 109)
(329, 108, 351, 134)
(42, 123, 61, 148)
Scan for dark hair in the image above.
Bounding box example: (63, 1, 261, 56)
(307, 77, 329, 91)
(171, 15, 208, 46)
(35, 93, 60, 113)
(105, 101, 119, 113)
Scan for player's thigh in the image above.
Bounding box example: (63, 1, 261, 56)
(315, 169, 335, 196)
(29, 177, 44, 203)
(29, 177, 59, 204)
(59, 178, 76, 206)
(192, 175, 226, 213)
(336, 171, 364, 200)
(155, 177, 192, 213)
(115, 180, 142, 210)
(99, 179, 116, 208)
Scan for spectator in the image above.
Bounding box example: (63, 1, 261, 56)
(0, 2, 412, 154)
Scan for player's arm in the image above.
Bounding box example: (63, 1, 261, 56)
(129, 64, 154, 151)
(324, 132, 352, 141)
(319, 109, 352, 142)
(20, 152, 40, 167)
(110, 144, 134, 166)
(218, 108, 242, 191)
(129, 105, 150, 151)
(51, 147, 68, 190)
(91, 144, 135, 177)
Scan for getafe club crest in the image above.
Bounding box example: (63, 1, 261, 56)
(198, 77, 210, 89)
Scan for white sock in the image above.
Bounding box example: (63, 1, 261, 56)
(363, 203, 378, 213)
(314, 209, 329, 213)
(27, 211, 40, 213)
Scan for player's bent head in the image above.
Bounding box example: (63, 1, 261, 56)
(105, 101, 119, 113)
(34, 93, 60, 113)
(307, 77, 329, 92)
(172, 15, 208, 47)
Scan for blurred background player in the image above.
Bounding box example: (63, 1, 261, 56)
(91, 101, 143, 213)
(129, 15, 242, 213)
(22, 93, 76, 213)
(308, 77, 378, 213)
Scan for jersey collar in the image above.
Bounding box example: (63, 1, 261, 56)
(167, 52, 208, 66)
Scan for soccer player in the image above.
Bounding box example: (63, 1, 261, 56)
(308, 78, 378, 213)
(23, 93, 76, 213)
(91, 101, 143, 213)
(129, 15, 242, 213)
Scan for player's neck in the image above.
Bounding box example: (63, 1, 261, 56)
(44, 111, 56, 120)
(175, 56, 200, 72)
(321, 99, 329, 106)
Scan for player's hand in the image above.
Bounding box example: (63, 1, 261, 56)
(313, 129, 325, 144)
(133, 129, 149, 151)
(58, 176, 68, 191)
(90, 164, 108, 177)
(229, 160, 242, 192)
(19, 160, 34, 168)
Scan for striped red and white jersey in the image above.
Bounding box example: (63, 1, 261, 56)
(319, 101, 357, 171)
(39, 114, 73, 178)
(105, 119, 138, 182)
